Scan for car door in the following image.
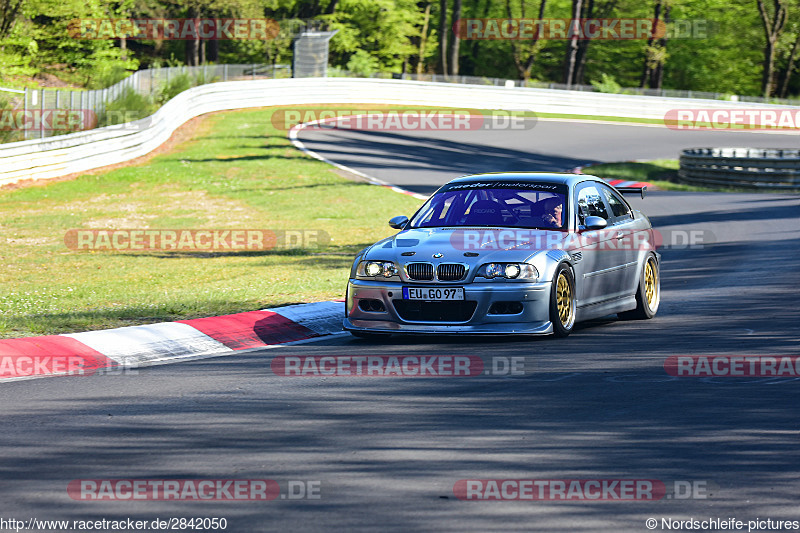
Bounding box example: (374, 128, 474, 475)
(598, 184, 641, 297)
(573, 182, 629, 306)
(598, 183, 640, 299)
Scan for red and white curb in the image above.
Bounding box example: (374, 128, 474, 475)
(0, 301, 344, 382)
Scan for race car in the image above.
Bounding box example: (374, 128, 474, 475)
(344, 172, 660, 338)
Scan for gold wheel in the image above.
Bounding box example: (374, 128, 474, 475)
(644, 259, 657, 308)
(556, 271, 574, 328)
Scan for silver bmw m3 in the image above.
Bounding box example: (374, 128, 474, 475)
(344, 172, 660, 338)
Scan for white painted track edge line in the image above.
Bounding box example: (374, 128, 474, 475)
(289, 119, 429, 200)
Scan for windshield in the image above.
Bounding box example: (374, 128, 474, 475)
(410, 183, 568, 229)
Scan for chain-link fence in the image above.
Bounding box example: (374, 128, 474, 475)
(4, 64, 290, 141)
(361, 72, 800, 104)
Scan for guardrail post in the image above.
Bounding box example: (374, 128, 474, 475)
(23, 88, 28, 140)
(40, 89, 45, 139)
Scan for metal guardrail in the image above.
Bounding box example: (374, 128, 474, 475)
(1, 77, 798, 187)
(679, 148, 800, 190)
(6, 64, 799, 142)
(365, 73, 791, 103)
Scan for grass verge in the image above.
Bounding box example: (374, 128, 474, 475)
(583, 160, 740, 192)
(0, 105, 432, 338)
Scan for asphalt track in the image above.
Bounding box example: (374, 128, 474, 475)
(2, 120, 800, 532)
(296, 118, 800, 194)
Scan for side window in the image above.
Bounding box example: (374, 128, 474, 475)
(576, 185, 609, 225)
(600, 186, 633, 222)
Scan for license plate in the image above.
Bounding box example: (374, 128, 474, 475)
(403, 287, 464, 301)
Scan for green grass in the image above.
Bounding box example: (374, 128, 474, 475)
(584, 160, 726, 191)
(1, 107, 765, 338)
(584, 160, 779, 192)
(0, 105, 428, 338)
(536, 113, 663, 125)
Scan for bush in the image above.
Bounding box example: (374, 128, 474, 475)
(96, 87, 157, 127)
(591, 73, 622, 94)
(0, 95, 23, 143)
(157, 73, 194, 105)
(345, 50, 380, 77)
(89, 65, 132, 90)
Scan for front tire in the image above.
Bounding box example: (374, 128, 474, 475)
(619, 253, 660, 320)
(549, 263, 576, 337)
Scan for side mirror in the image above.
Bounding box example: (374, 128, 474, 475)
(583, 216, 608, 230)
(388, 215, 409, 230)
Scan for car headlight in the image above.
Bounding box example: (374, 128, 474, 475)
(357, 260, 398, 279)
(479, 263, 538, 281)
(504, 264, 521, 279)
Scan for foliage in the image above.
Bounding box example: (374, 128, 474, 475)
(591, 73, 622, 93)
(96, 87, 157, 126)
(1, 0, 800, 100)
(345, 49, 379, 76)
(0, 94, 23, 143)
(156, 73, 194, 104)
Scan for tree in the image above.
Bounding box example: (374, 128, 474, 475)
(438, 0, 447, 74)
(0, 0, 25, 39)
(326, 0, 422, 74)
(640, 0, 669, 89)
(778, 29, 800, 96)
(574, 0, 618, 85)
(447, 0, 461, 74)
(563, 0, 583, 85)
(415, 1, 431, 74)
(756, 0, 788, 97)
(504, 0, 547, 81)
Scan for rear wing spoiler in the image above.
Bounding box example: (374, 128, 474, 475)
(615, 186, 647, 199)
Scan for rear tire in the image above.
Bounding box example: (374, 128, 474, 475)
(618, 253, 660, 320)
(549, 263, 576, 337)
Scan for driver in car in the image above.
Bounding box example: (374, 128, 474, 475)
(540, 197, 563, 228)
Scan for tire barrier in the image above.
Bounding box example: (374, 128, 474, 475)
(679, 148, 800, 191)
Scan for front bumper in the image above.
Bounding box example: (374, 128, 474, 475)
(343, 279, 554, 335)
